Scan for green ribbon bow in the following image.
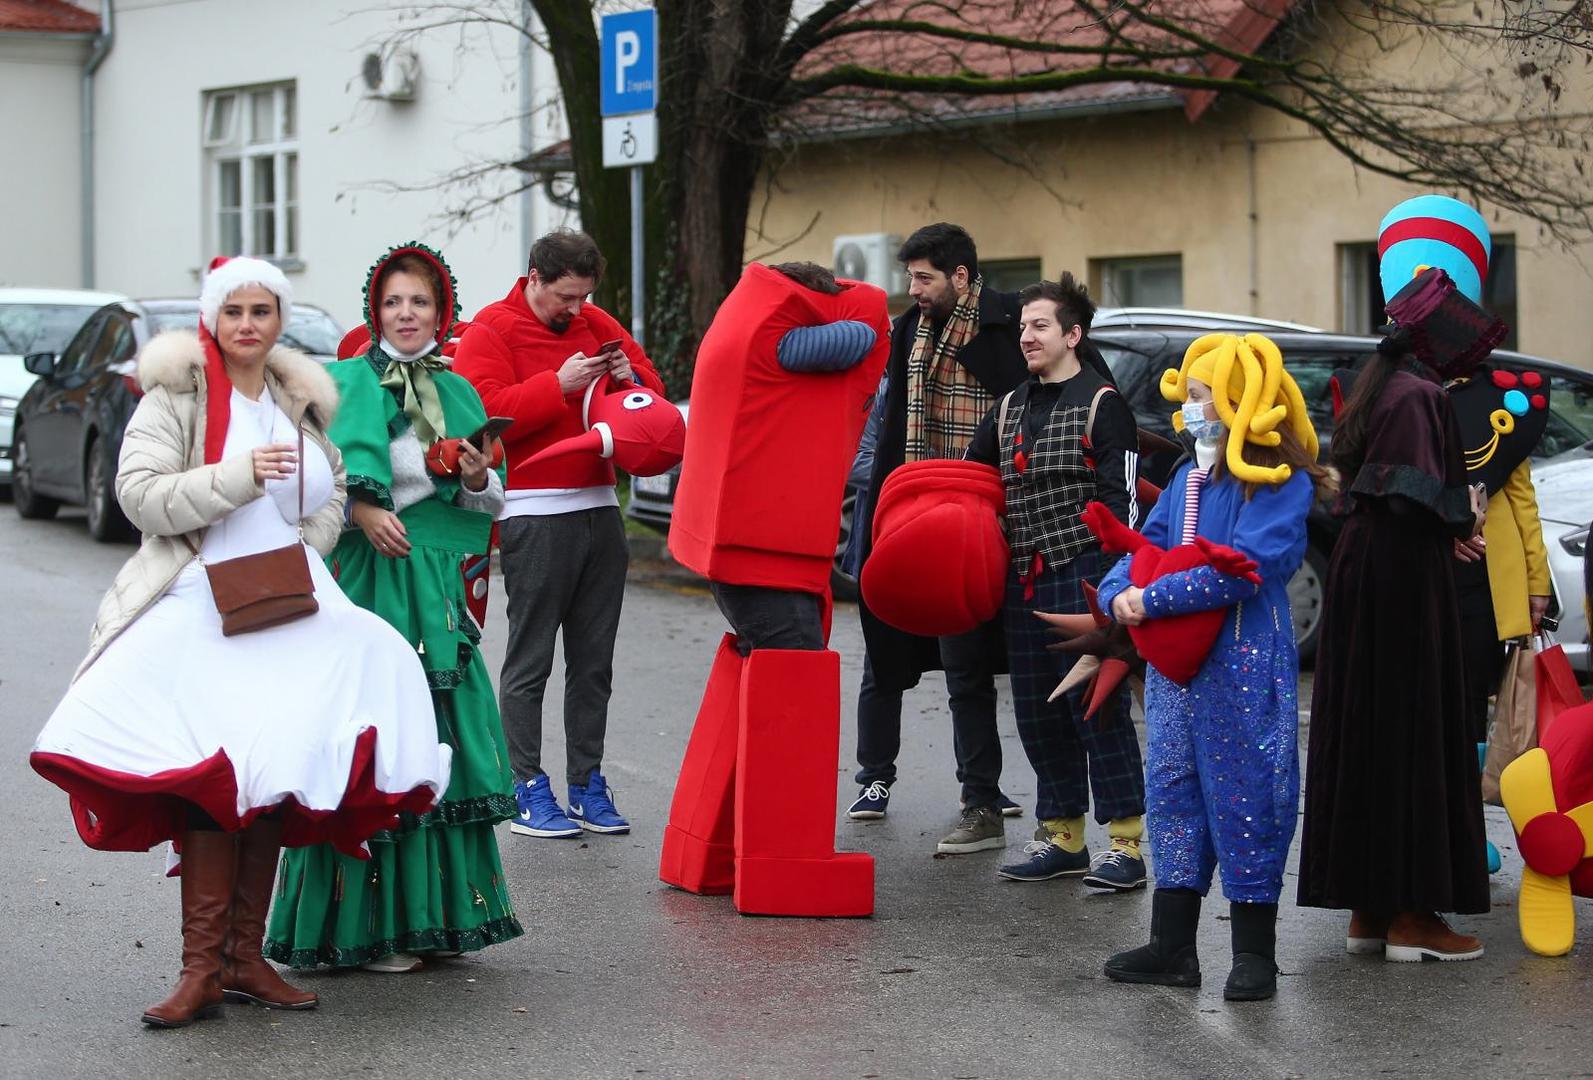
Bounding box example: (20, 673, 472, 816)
(379, 353, 452, 446)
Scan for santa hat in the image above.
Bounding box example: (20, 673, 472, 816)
(199, 255, 293, 332)
(861, 460, 1008, 637)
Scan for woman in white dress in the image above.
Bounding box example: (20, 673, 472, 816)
(30, 257, 452, 1029)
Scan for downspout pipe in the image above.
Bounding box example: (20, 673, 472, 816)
(81, 0, 114, 288)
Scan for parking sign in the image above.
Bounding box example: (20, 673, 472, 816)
(600, 9, 657, 117)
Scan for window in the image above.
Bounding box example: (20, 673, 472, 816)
(980, 258, 1042, 295)
(0, 304, 104, 355)
(1339, 238, 1517, 349)
(204, 83, 299, 261)
(1092, 255, 1183, 308)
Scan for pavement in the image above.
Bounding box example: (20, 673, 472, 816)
(1, 506, 1590, 1079)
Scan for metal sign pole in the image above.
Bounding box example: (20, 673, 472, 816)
(631, 165, 645, 347)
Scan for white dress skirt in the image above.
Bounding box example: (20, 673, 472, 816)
(31, 389, 452, 866)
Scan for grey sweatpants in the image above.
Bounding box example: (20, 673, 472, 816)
(498, 506, 629, 787)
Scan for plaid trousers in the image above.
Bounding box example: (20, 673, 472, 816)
(1003, 551, 1146, 824)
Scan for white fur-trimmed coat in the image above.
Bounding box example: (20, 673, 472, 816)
(77, 330, 346, 677)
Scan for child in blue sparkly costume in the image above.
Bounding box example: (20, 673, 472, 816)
(1096, 333, 1323, 1002)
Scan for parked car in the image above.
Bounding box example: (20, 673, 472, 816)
(0, 288, 128, 490)
(12, 298, 341, 541)
(1527, 447, 1593, 673)
(1093, 326, 1593, 661)
(627, 401, 861, 600)
(1094, 307, 1323, 334)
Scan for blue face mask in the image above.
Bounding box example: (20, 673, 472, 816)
(1182, 400, 1224, 442)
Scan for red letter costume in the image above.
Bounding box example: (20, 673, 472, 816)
(660, 264, 889, 916)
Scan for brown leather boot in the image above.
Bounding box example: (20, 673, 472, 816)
(1385, 911, 1484, 962)
(220, 819, 318, 1009)
(141, 831, 237, 1028)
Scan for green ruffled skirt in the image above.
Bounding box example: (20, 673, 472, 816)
(264, 534, 523, 967)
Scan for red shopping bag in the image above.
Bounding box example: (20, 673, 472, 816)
(1535, 632, 1584, 739)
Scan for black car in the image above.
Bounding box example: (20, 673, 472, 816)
(12, 299, 342, 541)
(1092, 327, 1593, 659)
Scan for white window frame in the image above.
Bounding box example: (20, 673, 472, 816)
(203, 83, 299, 263)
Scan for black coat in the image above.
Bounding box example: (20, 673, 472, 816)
(858, 288, 1029, 691)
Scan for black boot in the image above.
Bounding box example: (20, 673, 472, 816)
(1224, 902, 1278, 1001)
(1104, 888, 1201, 987)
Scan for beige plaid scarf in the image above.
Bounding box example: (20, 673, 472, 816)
(904, 276, 992, 462)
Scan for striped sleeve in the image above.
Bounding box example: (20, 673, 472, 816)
(776, 320, 878, 373)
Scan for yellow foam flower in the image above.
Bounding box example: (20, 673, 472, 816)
(1159, 332, 1320, 485)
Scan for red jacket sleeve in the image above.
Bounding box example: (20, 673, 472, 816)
(588, 306, 666, 397)
(452, 319, 568, 442)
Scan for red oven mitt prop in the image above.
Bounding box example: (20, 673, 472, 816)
(1082, 500, 1261, 686)
(860, 460, 1008, 637)
(425, 436, 505, 477)
(526, 375, 685, 478)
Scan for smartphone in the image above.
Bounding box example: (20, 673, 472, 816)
(467, 416, 514, 451)
(595, 338, 625, 358)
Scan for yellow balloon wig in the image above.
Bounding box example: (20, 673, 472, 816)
(1160, 332, 1319, 485)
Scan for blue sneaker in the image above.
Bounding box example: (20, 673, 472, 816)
(509, 775, 581, 838)
(847, 781, 891, 820)
(568, 772, 630, 835)
(998, 839, 1091, 881)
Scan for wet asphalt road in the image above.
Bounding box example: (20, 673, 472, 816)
(1, 505, 1589, 1079)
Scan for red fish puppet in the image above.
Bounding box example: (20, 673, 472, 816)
(526, 375, 685, 478)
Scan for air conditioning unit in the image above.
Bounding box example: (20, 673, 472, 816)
(361, 48, 420, 102)
(832, 233, 903, 296)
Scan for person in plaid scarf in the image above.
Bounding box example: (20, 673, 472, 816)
(848, 224, 1029, 856)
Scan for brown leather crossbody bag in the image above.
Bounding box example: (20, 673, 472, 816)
(184, 425, 318, 636)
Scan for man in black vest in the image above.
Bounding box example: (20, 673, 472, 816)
(846, 223, 1028, 855)
(964, 275, 1146, 891)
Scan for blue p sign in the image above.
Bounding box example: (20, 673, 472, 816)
(600, 9, 657, 117)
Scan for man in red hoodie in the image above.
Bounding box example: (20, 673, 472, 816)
(453, 230, 666, 840)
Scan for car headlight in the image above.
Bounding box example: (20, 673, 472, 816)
(1562, 527, 1589, 558)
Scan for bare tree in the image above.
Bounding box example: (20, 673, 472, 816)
(380, 0, 1593, 385)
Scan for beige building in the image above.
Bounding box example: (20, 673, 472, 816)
(751, 9, 1593, 368)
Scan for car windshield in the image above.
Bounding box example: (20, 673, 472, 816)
(281, 308, 343, 356)
(0, 303, 103, 355)
(142, 305, 342, 356)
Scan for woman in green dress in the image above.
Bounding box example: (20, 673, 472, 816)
(265, 243, 523, 972)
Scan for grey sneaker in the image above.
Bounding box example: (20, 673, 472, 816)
(936, 805, 1006, 854)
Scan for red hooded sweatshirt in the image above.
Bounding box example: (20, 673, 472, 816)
(453, 278, 665, 510)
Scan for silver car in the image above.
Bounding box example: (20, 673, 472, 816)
(0, 288, 128, 486)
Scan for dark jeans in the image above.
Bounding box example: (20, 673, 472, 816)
(498, 507, 629, 788)
(1455, 555, 1506, 743)
(853, 622, 1003, 810)
(709, 582, 825, 654)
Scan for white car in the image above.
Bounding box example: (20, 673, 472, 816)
(1530, 450, 1593, 672)
(0, 287, 128, 487)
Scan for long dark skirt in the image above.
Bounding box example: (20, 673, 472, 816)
(1297, 506, 1489, 915)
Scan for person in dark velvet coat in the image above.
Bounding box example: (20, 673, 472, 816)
(1298, 329, 1491, 962)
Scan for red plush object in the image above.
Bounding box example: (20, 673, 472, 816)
(423, 436, 506, 477)
(861, 460, 1008, 637)
(525, 374, 685, 478)
(336, 327, 371, 361)
(668, 263, 889, 596)
(1082, 501, 1261, 685)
